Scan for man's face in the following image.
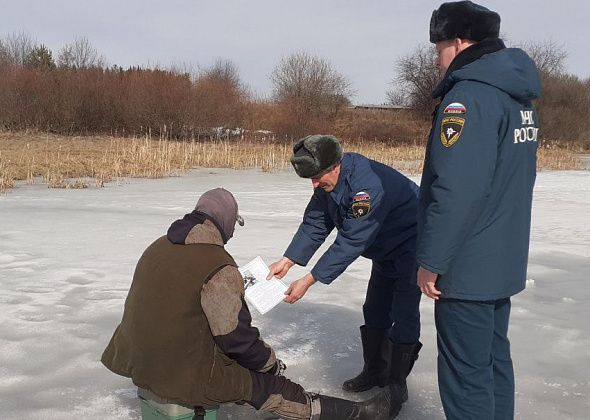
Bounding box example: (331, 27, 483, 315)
(435, 39, 458, 74)
(311, 164, 341, 192)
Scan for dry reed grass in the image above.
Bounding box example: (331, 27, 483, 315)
(0, 152, 16, 192)
(537, 140, 585, 170)
(0, 131, 585, 193)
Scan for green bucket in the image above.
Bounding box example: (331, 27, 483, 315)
(138, 388, 218, 420)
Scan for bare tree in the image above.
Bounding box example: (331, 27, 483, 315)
(390, 40, 567, 119)
(2, 31, 37, 66)
(57, 36, 106, 69)
(388, 44, 440, 118)
(193, 58, 249, 128)
(0, 40, 8, 66)
(271, 52, 352, 134)
(518, 40, 567, 77)
(203, 58, 242, 88)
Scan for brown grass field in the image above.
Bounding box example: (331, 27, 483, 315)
(0, 131, 585, 193)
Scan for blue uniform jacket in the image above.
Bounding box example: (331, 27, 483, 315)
(285, 153, 418, 284)
(417, 45, 541, 300)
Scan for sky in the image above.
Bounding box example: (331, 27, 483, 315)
(2, 0, 589, 104)
(0, 169, 589, 419)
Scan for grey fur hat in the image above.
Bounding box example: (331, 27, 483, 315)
(291, 135, 343, 178)
(430, 1, 501, 43)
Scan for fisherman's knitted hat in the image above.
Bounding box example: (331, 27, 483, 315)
(195, 188, 243, 243)
(290, 135, 343, 178)
(430, 1, 501, 43)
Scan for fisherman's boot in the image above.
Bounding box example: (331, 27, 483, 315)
(342, 326, 390, 392)
(312, 389, 395, 420)
(389, 341, 422, 404)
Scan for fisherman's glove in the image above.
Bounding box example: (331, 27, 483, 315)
(268, 359, 287, 376)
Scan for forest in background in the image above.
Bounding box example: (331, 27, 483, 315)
(0, 32, 587, 148)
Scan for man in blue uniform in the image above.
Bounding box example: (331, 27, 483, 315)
(416, 2, 541, 419)
(267, 134, 422, 412)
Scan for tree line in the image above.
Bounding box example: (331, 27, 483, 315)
(0, 32, 354, 139)
(0, 32, 587, 147)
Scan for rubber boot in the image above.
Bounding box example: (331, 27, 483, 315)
(342, 326, 390, 392)
(389, 341, 422, 404)
(315, 389, 396, 420)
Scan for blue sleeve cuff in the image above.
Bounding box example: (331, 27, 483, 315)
(283, 252, 307, 267)
(416, 258, 445, 275)
(310, 267, 333, 285)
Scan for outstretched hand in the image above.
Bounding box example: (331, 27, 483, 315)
(284, 273, 316, 304)
(267, 257, 295, 280)
(269, 359, 287, 376)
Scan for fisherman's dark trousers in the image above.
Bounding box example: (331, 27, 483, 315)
(435, 297, 514, 420)
(363, 247, 421, 344)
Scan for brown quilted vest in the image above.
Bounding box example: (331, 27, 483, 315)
(101, 236, 252, 406)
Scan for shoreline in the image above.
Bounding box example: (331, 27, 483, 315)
(0, 132, 586, 193)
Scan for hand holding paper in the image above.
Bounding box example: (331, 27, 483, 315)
(283, 273, 316, 304)
(266, 256, 295, 280)
(239, 256, 288, 315)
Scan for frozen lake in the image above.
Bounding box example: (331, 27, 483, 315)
(0, 168, 588, 419)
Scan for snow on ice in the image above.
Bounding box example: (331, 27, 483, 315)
(0, 169, 588, 419)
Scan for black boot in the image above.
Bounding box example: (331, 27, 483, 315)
(316, 389, 396, 420)
(342, 326, 390, 392)
(389, 341, 422, 404)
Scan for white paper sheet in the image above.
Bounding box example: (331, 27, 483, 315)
(238, 256, 288, 315)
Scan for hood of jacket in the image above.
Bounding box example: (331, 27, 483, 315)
(433, 38, 541, 102)
(167, 213, 224, 246)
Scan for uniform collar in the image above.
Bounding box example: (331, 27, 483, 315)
(330, 153, 351, 203)
(432, 38, 506, 99)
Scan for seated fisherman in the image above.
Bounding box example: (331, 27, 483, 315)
(101, 188, 396, 420)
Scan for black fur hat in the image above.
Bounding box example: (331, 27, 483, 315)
(430, 1, 501, 43)
(291, 135, 343, 178)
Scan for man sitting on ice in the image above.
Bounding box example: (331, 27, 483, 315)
(101, 188, 396, 419)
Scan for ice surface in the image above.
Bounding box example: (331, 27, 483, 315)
(0, 169, 588, 419)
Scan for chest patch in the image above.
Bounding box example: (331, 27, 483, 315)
(352, 191, 371, 218)
(443, 102, 466, 114)
(440, 117, 465, 147)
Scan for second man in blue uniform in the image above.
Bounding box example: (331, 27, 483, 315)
(267, 135, 422, 410)
(417, 2, 541, 418)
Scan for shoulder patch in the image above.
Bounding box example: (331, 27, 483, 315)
(352, 191, 371, 218)
(443, 102, 466, 114)
(352, 191, 370, 202)
(440, 117, 465, 147)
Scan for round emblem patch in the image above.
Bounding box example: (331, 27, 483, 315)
(443, 102, 466, 114)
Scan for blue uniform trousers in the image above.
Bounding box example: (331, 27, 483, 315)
(435, 298, 514, 420)
(362, 248, 421, 344)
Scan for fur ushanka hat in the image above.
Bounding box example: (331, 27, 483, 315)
(430, 1, 501, 43)
(290, 135, 343, 178)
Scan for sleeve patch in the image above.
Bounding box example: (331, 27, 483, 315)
(440, 117, 465, 147)
(352, 191, 371, 218)
(443, 102, 466, 114)
(352, 191, 370, 202)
